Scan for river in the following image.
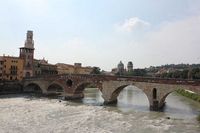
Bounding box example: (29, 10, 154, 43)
(0, 86, 200, 133)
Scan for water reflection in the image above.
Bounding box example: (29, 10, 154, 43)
(82, 86, 200, 119)
(82, 86, 150, 112)
(117, 86, 149, 112)
(164, 93, 200, 118)
(82, 88, 104, 106)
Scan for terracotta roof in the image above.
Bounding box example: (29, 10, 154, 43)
(56, 63, 93, 70)
(1, 55, 22, 60)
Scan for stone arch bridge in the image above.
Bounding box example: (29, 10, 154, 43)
(22, 74, 200, 111)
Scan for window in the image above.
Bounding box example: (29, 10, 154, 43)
(27, 62, 30, 68)
(153, 88, 157, 99)
(25, 72, 30, 77)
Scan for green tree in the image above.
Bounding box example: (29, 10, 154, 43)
(125, 70, 134, 76)
(90, 67, 101, 75)
(132, 69, 147, 76)
(191, 68, 200, 79)
(181, 69, 189, 79)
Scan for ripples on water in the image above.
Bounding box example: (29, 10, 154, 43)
(77, 86, 200, 132)
(0, 86, 200, 133)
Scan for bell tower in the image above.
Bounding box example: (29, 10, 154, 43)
(19, 30, 35, 77)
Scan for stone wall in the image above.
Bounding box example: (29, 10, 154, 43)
(0, 81, 23, 94)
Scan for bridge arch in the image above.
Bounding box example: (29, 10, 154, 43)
(107, 84, 151, 106)
(109, 85, 129, 103)
(47, 82, 64, 94)
(23, 83, 43, 94)
(161, 88, 191, 106)
(74, 81, 102, 94)
(156, 85, 200, 111)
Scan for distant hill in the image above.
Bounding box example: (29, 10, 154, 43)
(145, 64, 200, 79)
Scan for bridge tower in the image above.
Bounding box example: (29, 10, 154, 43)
(19, 30, 35, 77)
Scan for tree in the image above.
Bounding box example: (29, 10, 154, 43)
(90, 67, 101, 75)
(191, 68, 200, 79)
(132, 69, 147, 76)
(181, 69, 189, 79)
(126, 70, 134, 76)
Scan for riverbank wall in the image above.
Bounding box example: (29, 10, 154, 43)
(0, 81, 23, 94)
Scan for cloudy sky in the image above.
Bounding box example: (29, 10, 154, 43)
(0, 0, 200, 71)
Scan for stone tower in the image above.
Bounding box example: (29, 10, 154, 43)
(19, 31, 35, 77)
(127, 61, 133, 72)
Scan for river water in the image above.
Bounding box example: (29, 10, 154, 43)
(0, 86, 200, 133)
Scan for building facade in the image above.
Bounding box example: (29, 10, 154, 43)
(0, 30, 98, 81)
(0, 57, 3, 80)
(56, 63, 93, 75)
(34, 59, 58, 76)
(19, 31, 35, 77)
(0, 56, 24, 81)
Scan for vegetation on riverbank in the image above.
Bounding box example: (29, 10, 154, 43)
(197, 115, 200, 122)
(176, 89, 200, 122)
(176, 89, 200, 103)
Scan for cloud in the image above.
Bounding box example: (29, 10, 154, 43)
(115, 17, 150, 32)
(136, 15, 200, 66)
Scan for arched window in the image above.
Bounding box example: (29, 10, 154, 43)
(27, 62, 31, 68)
(153, 88, 157, 99)
(66, 79, 73, 87)
(26, 72, 31, 77)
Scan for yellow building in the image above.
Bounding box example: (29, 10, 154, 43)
(56, 63, 93, 75)
(0, 56, 24, 81)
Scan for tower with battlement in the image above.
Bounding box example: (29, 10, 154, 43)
(19, 31, 35, 77)
(127, 61, 133, 72)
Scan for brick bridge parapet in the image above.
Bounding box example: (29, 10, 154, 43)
(22, 74, 200, 111)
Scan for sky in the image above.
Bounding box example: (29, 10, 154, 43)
(0, 0, 200, 71)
